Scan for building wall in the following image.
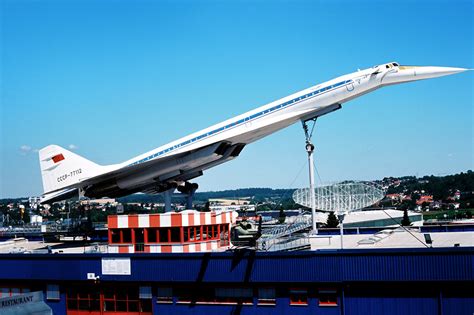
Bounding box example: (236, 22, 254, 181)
(2, 281, 473, 315)
(0, 248, 472, 314)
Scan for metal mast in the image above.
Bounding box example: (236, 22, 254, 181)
(302, 118, 318, 234)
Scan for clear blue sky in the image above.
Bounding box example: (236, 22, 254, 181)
(1, 0, 472, 198)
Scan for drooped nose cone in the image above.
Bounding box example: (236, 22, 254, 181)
(381, 66, 469, 85)
(411, 66, 468, 79)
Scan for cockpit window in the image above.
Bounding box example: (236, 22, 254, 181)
(386, 65, 390, 69)
(392, 62, 399, 66)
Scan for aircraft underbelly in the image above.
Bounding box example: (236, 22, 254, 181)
(116, 145, 223, 189)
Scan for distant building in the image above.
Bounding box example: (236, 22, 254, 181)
(28, 196, 42, 209)
(209, 198, 251, 206)
(30, 215, 43, 226)
(416, 195, 433, 205)
(210, 204, 256, 213)
(80, 198, 117, 206)
(322, 210, 423, 228)
(385, 194, 402, 202)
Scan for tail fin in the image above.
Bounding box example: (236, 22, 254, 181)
(39, 145, 102, 194)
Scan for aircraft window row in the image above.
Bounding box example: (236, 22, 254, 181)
(130, 79, 352, 167)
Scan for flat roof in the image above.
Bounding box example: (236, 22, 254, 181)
(0, 229, 472, 254)
(310, 229, 474, 250)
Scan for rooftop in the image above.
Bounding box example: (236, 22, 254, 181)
(1, 228, 473, 254)
(309, 229, 474, 250)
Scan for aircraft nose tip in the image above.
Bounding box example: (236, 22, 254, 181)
(415, 66, 469, 78)
(382, 65, 469, 85)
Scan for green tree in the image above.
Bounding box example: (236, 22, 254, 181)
(401, 209, 411, 226)
(325, 212, 339, 228)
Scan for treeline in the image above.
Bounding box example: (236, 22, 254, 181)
(2, 171, 472, 206)
(117, 188, 295, 204)
(386, 170, 474, 200)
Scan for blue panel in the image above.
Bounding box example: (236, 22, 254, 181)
(0, 248, 472, 283)
(443, 296, 474, 315)
(345, 296, 438, 315)
(45, 291, 66, 314)
(344, 285, 441, 315)
(154, 300, 333, 315)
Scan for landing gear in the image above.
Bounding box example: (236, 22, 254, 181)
(177, 182, 199, 210)
(302, 118, 318, 235)
(162, 182, 199, 212)
(163, 188, 175, 212)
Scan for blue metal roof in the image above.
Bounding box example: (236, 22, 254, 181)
(0, 247, 472, 283)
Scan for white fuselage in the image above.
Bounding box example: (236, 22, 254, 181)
(39, 62, 468, 202)
(123, 68, 379, 170)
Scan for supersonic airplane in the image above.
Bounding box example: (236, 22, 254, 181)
(39, 62, 468, 204)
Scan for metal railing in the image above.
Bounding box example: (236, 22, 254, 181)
(257, 212, 312, 252)
(259, 213, 312, 242)
(259, 236, 310, 252)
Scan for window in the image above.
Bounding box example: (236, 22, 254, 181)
(67, 286, 100, 312)
(258, 288, 276, 306)
(1, 288, 10, 297)
(47, 284, 60, 300)
(139, 286, 152, 299)
(110, 229, 120, 243)
(67, 285, 152, 314)
(215, 287, 253, 305)
(318, 289, 338, 306)
(135, 228, 145, 244)
(157, 287, 173, 304)
(189, 227, 196, 241)
(147, 228, 158, 242)
(159, 228, 169, 242)
(211, 225, 218, 239)
(10, 288, 20, 296)
(122, 229, 132, 243)
(220, 224, 229, 246)
(183, 228, 189, 242)
(176, 287, 212, 304)
(289, 288, 308, 306)
(0, 287, 30, 298)
(203, 226, 209, 240)
(176, 287, 252, 305)
(170, 227, 181, 243)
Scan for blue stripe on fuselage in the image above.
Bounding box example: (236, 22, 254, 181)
(127, 79, 352, 167)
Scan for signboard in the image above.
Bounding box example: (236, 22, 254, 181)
(101, 257, 131, 275)
(0, 291, 51, 315)
(0, 291, 43, 309)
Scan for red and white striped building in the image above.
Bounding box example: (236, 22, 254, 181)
(107, 210, 238, 253)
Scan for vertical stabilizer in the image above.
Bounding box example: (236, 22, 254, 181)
(39, 145, 102, 194)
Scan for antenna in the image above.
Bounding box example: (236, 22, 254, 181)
(293, 182, 384, 248)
